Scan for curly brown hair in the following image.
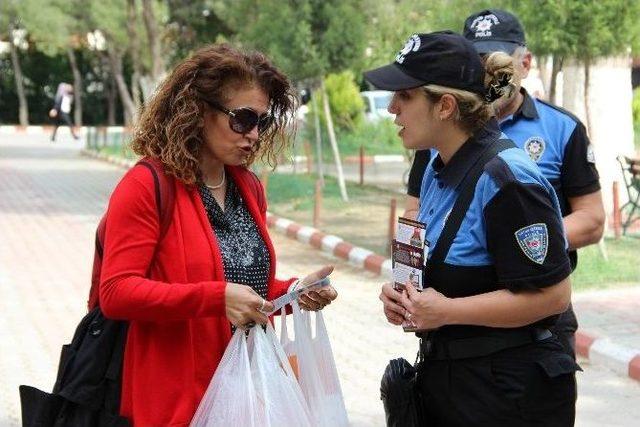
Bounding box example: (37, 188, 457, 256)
(131, 43, 297, 184)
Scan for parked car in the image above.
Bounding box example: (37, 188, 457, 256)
(361, 90, 393, 122)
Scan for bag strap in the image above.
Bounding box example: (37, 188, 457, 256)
(136, 158, 176, 239)
(429, 139, 513, 265)
(89, 159, 175, 309)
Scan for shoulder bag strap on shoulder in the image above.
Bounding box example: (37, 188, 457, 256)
(429, 139, 514, 265)
(136, 158, 175, 240)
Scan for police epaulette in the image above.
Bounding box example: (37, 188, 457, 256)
(535, 98, 584, 126)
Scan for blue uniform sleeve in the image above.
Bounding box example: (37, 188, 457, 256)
(483, 180, 571, 292)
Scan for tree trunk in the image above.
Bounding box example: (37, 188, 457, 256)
(67, 48, 83, 127)
(107, 74, 116, 126)
(321, 77, 348, 201)
(562, 59, 587, 121)
(127, 0, 142, 111)
(312, 91, 324, 186)
(8, 24, 28, 126)
(578, 56, 635, 226)
(141, 0, 165, 85)
(107, 46, 136, 126)
(549, 54, 563, 105)
(583, 58, 592, 137)
(537, 55, 550, 95)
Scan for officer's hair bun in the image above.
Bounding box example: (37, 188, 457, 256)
(484, 51, 516, 103)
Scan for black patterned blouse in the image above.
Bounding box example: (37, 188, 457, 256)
(198, 177, 270, 300)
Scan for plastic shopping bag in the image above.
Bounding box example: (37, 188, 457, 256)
(280, 302, 349, 427)
(247, 324, 313, 426)
(190, 329, 262, 427)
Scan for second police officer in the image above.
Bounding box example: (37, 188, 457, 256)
(405, 9, 605, 358)
(370, 31, 580, 425)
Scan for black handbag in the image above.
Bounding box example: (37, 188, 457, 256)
(380, 358, 424, 427)
(19, 310, 129, 426)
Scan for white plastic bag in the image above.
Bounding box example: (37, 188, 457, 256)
(190, 329, 262, 427)
(280, 302, 349, 427)
(248, 324, 313, 426)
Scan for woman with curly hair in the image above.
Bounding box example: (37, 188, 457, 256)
(99, 44, 336, 426)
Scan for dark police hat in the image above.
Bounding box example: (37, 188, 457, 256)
(463, 9, 526, 55)
(363, 31, 486, 97)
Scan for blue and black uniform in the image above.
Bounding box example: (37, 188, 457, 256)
(408, 89, 600, 356)
(415, 119, 579, 426)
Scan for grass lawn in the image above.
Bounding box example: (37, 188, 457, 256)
(97, 144, 137, 160)
(572, 237, 640, 290)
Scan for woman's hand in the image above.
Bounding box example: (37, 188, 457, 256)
(379, 282, 406, 325)
(298, 265, 337, 311)
(400, 284, 452, 330)
(225, 282, 274, 328)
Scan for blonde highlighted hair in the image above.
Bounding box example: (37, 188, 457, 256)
(421, 50, 516, 133)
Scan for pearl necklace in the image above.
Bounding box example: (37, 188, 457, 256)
(206, 169, 226, 190)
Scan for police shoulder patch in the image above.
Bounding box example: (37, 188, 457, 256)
(514, 223, 548, 265)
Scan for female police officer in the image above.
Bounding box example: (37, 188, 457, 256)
(368, 31, 579, 426)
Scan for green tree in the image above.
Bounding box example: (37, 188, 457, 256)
(19, 0, 88, 125)
(225, 0, 367, 201)
(309, 71, 364, 131)
(87, 0, 137, 125)
(0, 0, 29, 125)
(141, 0, 166, 85)
(165, 0, 234, 66)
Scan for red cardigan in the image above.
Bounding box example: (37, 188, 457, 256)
(99, 164, 293, 426)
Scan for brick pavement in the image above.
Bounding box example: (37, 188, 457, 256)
(2, 135, 639, 426)
(0, 135, 125, 426)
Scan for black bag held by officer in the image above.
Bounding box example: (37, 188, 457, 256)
(19, 159, 174, 426)
(380, 358, 425, 427)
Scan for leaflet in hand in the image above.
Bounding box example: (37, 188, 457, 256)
(392, 217, 428, 291)
(263, 277, 330, 315)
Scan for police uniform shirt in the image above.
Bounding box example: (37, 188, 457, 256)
(410, 89, 600, 269)
(418, 120, 571, 300)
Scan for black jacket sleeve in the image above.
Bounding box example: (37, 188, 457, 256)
(484, 181, 571, 292)
(560, 122, 600, 197)
(407, 150, 431, 197)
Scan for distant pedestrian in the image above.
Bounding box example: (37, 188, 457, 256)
(49, 82, 79, 141)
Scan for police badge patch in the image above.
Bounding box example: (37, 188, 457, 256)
(524, 136, 545, 162)
(514, 223, 548, 265)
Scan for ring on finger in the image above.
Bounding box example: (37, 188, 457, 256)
(259, 298, 266, 311)
(406, 312, 412, 320)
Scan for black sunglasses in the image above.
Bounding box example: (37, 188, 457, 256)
(205, 100, 273, 135)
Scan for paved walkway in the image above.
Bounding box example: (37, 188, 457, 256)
(1, 134, 639, 426)
(574, 287, 640, 351)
